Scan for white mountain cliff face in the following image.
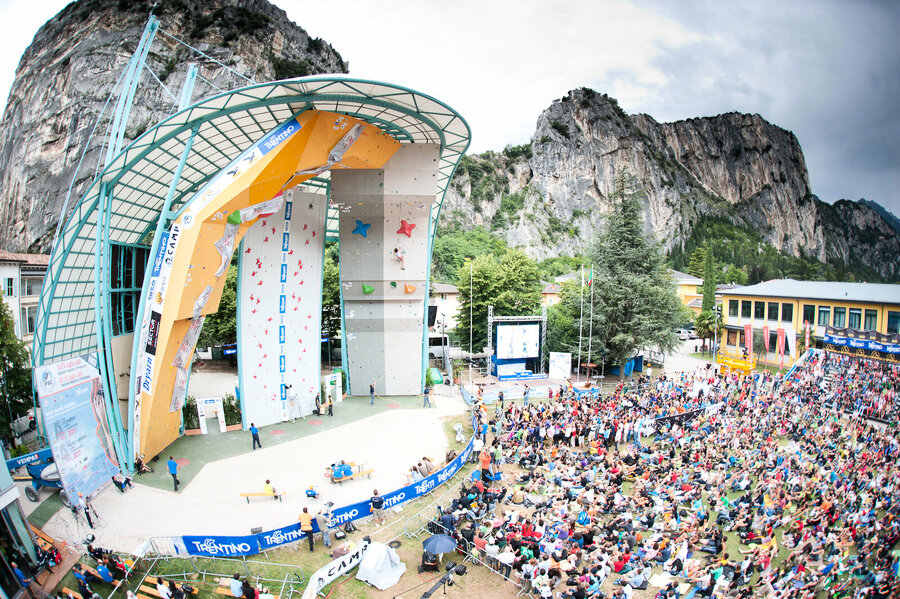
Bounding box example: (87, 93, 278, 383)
(440, 88, 898, 280)
(0, 0, 346, 252)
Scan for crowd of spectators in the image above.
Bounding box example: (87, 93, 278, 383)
(431, 352, 899, 599)
(818, 354, 899, 423)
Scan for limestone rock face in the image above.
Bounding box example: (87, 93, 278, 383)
(441, 88, 898, 279)
(0, 0, 346, 252)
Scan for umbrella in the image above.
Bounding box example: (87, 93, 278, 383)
(422, 534, 457, 554)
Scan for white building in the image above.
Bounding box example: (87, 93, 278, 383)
(0, 251, 50, 347)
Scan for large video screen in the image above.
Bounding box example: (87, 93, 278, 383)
(496, 324, 540, 359)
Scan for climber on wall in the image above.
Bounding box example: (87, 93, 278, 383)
(391, 247, 406, 270)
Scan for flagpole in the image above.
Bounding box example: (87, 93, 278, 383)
(469, 260, 473, 386)
(587, 264, 594, 386)
(576, 265, 584, 384)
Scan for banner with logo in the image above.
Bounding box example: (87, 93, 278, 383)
(180, 435, 475, 556)
(301, 541, 370, 599)
(34, 355, 121, 507)
(743, 324, 752, 357)
(777, 328, 786, 367)
(548, 352, 571, 379)
(762, 326, 769, 366)
(804, 320, 810, 352)
(824, 326, 900, 362)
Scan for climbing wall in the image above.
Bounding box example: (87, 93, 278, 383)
(238, 189, 326, 427)
(333, 144, 439, 396)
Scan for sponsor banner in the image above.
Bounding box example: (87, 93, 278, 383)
(762, 325, 770, 366)
(825, 327, 900, 356)
(301, 541, 370, 599)
(497, 372, 549, 381)
(548, 352, 571, 379)
(146, 311, 162, 355)
(182, 435, 476, 556)
(826, 326, 900, 345)
(261, 119, 301, 155)
(34, 355, 121, 507)
(181, 535, 259, 557)
(5, 447, 53, 472)
(743, 324, 752, 356)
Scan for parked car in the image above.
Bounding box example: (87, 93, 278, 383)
(11, 408, 38, 436)
(674, 329, 693, 340)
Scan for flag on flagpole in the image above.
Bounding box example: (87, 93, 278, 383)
(777, 328, 786, 368)
(743, 324, 752, 358)
(587, 266, 593, 286)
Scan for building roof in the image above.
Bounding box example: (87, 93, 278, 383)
(725, 279, 900, 305)
(542, 282, 562, 294)
(0, 250, 50, 266)
(670, 269, 702, 284)
(431, 282, 458, 294)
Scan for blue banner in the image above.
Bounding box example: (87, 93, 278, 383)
(182, 535, 259, 557)
(181, 435, 477, 555)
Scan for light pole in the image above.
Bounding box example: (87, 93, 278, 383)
(713, 304, 719, 365)
(441, 313, 446, 371)
(468, 262, 473, 386)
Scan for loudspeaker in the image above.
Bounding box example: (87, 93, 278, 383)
(428, 306, 437, 327)
(250, 527, 262, 534)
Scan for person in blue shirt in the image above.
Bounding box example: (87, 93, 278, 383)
(10, 562, 28, 588)
(250, 422, 262, 450)
(96, 562, 114, 583)
(167, 456, 180, 491)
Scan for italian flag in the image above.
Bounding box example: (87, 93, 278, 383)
(587, 267, 593, 286)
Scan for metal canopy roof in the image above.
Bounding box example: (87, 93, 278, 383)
(35, 77, 471, 365)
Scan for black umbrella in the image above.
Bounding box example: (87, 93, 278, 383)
(422, 534, 457, 554)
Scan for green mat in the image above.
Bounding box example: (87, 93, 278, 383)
(27, 492, 64, 528)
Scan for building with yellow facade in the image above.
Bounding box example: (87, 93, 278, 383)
(719, 279, 900, 359)
(671, 270, 704, 314)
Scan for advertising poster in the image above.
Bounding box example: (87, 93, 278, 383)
(549, 352, 571, 379)
(35, 355, 120, 506)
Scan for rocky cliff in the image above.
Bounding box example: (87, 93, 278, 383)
(441, 88, 899, 280)
(0, 0, 346, 252)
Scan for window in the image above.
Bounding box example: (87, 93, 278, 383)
(888, 311, 900, 334)
(20, 305, 37, 334)
(4, 278, 13, 297)
(781, 303, 793, 323)
(767, 302, 779, 321)
(833, 307, 846, 328)
(754, 301, 765, 319)
(864, 309, 878, 331)
(110, 244, 151, 336)
(728, 300, 738, 317)
(20, 277, 41, 296)
(802, 304, 815, 325)
(741, 301, 751, 318)
(817, 307, 830, 327)
(727, 330, 737, 346)
(848, 308, 862, 329)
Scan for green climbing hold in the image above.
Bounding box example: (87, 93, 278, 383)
(390, 282, 397, 288)
(226, 211, 242, 225)
(362, 284, 375, 295)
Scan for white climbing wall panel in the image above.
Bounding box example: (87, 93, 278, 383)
(237, 189, 326, 427)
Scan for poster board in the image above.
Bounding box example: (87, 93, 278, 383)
(549, 352, 571, 379)
(34, 354, 121, 506)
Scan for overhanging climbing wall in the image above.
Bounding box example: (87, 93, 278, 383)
(237, 189, 326, 427)
(333, 144, 439, 396)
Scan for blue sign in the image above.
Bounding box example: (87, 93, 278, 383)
(280, 264, 287, 283)
(279, 326, 286, 344)
(284, 201, 292, 221)
(182, 535, 258, 557)
(279, 355, 286, 373)
(282, 233, 290, 252)
(279, 295, 286, 314)
(5, 447, 52, 472)
(151, 232, 168, 277)
(260, 119, 300, 155)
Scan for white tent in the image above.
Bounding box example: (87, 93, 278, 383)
(356, 541, 406, 590)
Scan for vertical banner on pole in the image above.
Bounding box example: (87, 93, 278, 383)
(804, 320, 811, 353)
(762, 325, 770, 366)
(743, 324, 752, 357)
(777, 328, 786, 368)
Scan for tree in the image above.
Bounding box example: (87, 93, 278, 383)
(701, 247, 717, 312)
(321, 243, 341, 340)
(687, 246, 707, 278)
(583, 171, 682, 374)
(694, 308, 724, 350)
(0, 293, 33, 434)
(455, 250, 541, 352)
(199, 263, 237, 346)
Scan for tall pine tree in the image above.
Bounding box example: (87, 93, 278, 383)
(586, 171, 682, 374)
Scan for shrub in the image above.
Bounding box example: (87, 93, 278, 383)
(550, 120, 570, 139)
(182, 396, 199, 430)
(223, 393, 242, 426)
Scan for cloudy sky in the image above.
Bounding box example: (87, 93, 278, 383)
(1, 0, 897, 216)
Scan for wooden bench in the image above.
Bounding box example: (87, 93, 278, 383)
(239, 492, 285, 503)
(29, 524, 64, 552)
(140, 584, 198, 597)
(331, 469, 374, 485)
(62, 588, 84, 599)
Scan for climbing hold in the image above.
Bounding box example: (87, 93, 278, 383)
(390, 282, 397, 288)
(404, 284, 416, 294)
(362, 284, 375, 294)
(226, 212, 242, 225)
(397, 220, 416, 237)
(352, 220, 371, 237)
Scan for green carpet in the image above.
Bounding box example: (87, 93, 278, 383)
(27, 492, 64, 528)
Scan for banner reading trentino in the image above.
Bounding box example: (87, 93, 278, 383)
(34, 355, 121, 506)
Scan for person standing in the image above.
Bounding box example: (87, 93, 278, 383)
(370, 489, 385, 527)
(327, 397, 333, 416)
(299, 507, 314, 551)
(315, 509, 331, 548)
(167, 456, 180, 491)
(370, 381, 376, 406)
(423, 386, 432, 408)
(250, 423, 262, 450)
